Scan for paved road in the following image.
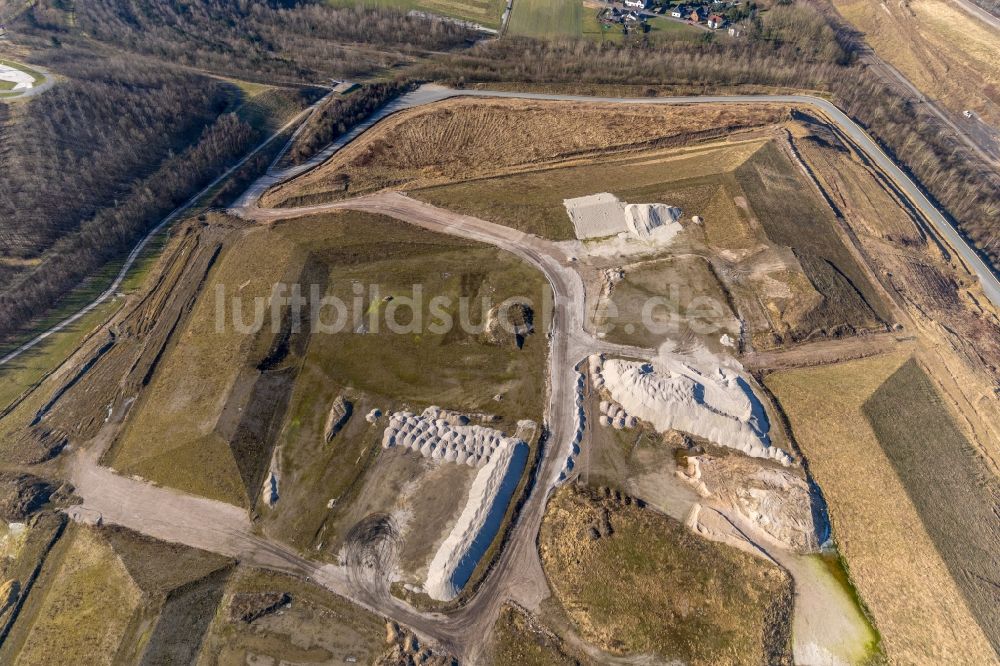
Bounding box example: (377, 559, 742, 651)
(70, 191, 649, 659)
(252, 84, 1000, 309)
(11, 84, 996, 374)
(0, 61, 54, 100)
(859, 47, 1000, 167)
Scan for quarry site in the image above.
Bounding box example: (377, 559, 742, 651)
(1, 88, 998, 666)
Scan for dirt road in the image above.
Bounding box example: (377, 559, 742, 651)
(15, 85, 998, 368)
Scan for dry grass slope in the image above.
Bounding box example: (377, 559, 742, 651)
(766, 353, 997, 664)
(862, 359, 1000, 651)
(834, 0, 1000, 127)
(540, 486, 793, 665)
(262, 97, 787, 211)
(14, 527, 140, 666)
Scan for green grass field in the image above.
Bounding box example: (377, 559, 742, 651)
(328, 0, 505, 28)
(508, 0, 581, 37)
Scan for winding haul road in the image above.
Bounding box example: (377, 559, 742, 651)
(49, 85, 1000, 661)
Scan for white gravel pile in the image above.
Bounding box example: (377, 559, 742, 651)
(563, 192, 627, 239)
(381, 406, 522, 466)
(381, 406, 531, 600)
(595, 357, 791, 464)
(597, 399, 637, 430)
(624, 203, 683, 242)
(563, 193, 683, 244)
(424, 439, 528, 600)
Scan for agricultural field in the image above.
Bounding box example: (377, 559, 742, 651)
(507, 0, 581, 37)
(766, 352, 999, 663)
(539, 485, 794, 664)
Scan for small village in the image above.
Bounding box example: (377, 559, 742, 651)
(598, 0, 753, 35)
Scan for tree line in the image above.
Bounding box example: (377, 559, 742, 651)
(24, 0, 475, 83)
(0, 53, 258, 342)
(285, 81, 411, 165)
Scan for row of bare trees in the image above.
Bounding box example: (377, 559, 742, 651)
(25, 0, 474, 82)
(285, 81, 410, 165)
(0, 54, 258, 341)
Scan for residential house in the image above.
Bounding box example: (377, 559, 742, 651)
(670, 6, 686, 17)
(623, 0, 647, 9)
(688, 7, 704, 21)
(707, 13, 724, 28)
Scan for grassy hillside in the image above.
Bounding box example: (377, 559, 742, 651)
(540, 486, 793, 664)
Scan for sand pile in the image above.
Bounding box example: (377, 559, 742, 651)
(563, 193, 627, 239)
(597, 399, 637, 430)
(624, 203, 683, 242)
(382, 407, 523, 466)
(381, 406, 531, 600)
(594, 356, 790, 464)
(325, 395, 352, 442)
(679, 453, 827, 552)
(563, 193, 683, 243)
(424, 439, 528, 600)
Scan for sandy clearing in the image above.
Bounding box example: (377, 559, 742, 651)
(0, 64, 34, 91)
(563, 193, 627, 239)
(563, 193, 684, 245)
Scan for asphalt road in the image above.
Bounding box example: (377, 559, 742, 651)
(11, 84, 996, 372)
(951, 0, 1000, 29)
